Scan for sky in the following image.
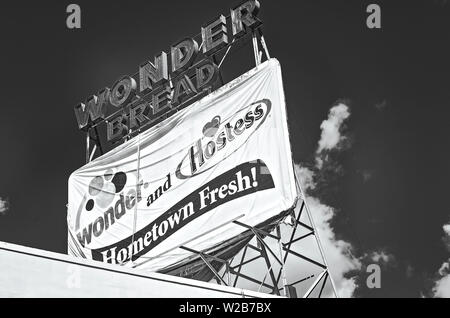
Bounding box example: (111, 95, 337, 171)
(1, 0, 449, 297)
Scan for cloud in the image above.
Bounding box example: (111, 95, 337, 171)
(374, 100, 388, 111)
(443, 224, 450, 247)
(370, 250, 394, 264)
(444, 224, 450, 236)
(230, 101, 395, 297)
(295, 164, 361, 297)
(0, 197, 9, 216)
(432, 223, 450, 298)
(295, 103, 395, 297)
(316, 104, 350, 153)
(288, 102, 364, 297)
(296, 166, 316, 191)
(406, 264, 415, 278)
(360, 170, 374, 183)
(433, 262, 450, 298)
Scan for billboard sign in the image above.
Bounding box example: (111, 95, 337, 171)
(68, 59, 297, 272)
(74, 0, 262, 144)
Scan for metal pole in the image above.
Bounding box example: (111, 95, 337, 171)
(276, 225, 288, 297)
(257, 258, 273, 293)
(259, 243, 280, 295)
(318, 272, 329, 298)
(226, 262, 231, 286)
(252, 31, 260, 66)
(93, 126, 103, 155)
(276, 203, 304, 285)
(259, 34, 271, 60)
(229, 268, 275, 290)
(212, 55, 225, 86)
(89, 144, 97, 162)
(303, 270, 327, 298)
(218, 39, 235, 68)
(304, 203, 338, 297)
(198, 253, 228, 286)
(233, 245, 248, 287)
(85, 131, 90, 164)
(130, 130, 141, 266)
(294, 168, 339, 298)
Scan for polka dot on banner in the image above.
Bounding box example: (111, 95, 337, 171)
(96, 182, 116, 209)
(112, 172, 127, 193)
(85, 170, 129, 212)
(104, 169, 114, 181)
(85, 199, 94, 211)
(88, 176, 104, 196)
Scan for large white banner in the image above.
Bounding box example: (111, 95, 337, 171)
(67, 59, 297, 272)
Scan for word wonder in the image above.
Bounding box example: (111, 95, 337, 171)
(74, 0, 262, 143)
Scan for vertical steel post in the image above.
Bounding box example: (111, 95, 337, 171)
(85, 130, 90, 164)
(277, 225, 288, 296)
(93, 126, 103, 155)
(130, 130, 141, 266)
(258, 28, 271, 60)
(89, 144, 97, 162)
(252, 31, 260, 66)
(226, 262, 231, 286)
(294, 168, 339, 298)
(259, 243, 280, 295)
(303, 270, 327, 298)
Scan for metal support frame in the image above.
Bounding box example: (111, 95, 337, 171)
(168, 175, 338, 298)
(179, 246, 229, 286)
(155, 192, 337, 298)
(293, 168, 339, 298)
(202, 201, 336, 297)
(85, 127, 104, 164)
(252, 28, 271, 67)
(231, 211, 325, 297)
(252, 30, 261, 66)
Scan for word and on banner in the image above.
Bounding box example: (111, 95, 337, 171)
(74, 0, 262, 144)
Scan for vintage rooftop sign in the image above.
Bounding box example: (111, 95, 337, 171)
(68, 59, 297, 273)
(74, 0, 262, 144)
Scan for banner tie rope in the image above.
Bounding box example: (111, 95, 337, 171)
(130, 130, 141, 265)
